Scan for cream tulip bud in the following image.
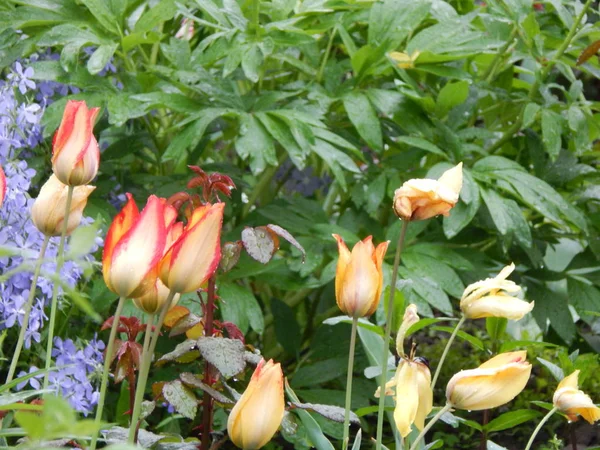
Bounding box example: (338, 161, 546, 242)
(133, 278, 181, 315)
(332, 234, 389, 318)
(460, 263, 534, 320)
(31, 175, 95, 237)
(446, 351, 531, 410)
(227, 359, 285, 449)
(393, 163, 463, 221)
(553, 370, 600, 424)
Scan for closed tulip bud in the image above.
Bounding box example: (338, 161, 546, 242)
(393, 163, 463, 221)
(103, 194, 167, 298)
(133, 278, 181, 315)
(31, 175, 95, 237)
(159, 202, 224, 294)
(52, 100, 100, 186)
(0, 164, 5, 208)
(396, 304, 419, 355)
(553, 370, 600, 424)
(332, 234, 389, 318)
(460, 263, 534, 320)
(446, 351, 531, 410)
(227, 359, 285, 449)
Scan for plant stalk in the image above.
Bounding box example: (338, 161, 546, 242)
(431, 315, 466, 390)
(201, 276, 217, 450)
(43, 185, 74, 390)
(6, 235, 50, 384)
(90, 295, 126, 450)
(376, 220, 409, 449)
(524, 407, 558, 450)
(342, 316, 359, 450)
(409, 403, 453, 450)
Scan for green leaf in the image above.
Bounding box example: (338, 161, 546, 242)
(37, 24, 101, 47)
(437, 80, 470, 116)
(80, 0, 120, 35)
(399, 267, 453, 315)
(522, 103, 540, 128)
(486, 317, 507, 341)
(241, 44, 263, 83)
(567, 277, 600, 316)
(258, 112, 307, 168)
(443, 170, 480, 238)
(402, 253, 464, 298)
(537, 357, 564, 381)
(219, 282, 265, 334)
(368, 0, 431, 49)
(271, 299, 302, 355)
(432, 326, 485, 350)
(407, 21, 500, 55)
(134, 0, 177, 33)
(87, 43, 118, 75)
(312, 139, 360, 192)
(66, 221, 100, 259)
(197, 337, 247, 378)
(343, 91, 383, 152)
(541, 109, 563, 161)
(396, 136, 447, 158)
(484, 410, 541, 432)
(107, 94, 148, 126)
(236, 114, 277, 174)
(480, 188, 511, 235)
(162, 380, 198, 420)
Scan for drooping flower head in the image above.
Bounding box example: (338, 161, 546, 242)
(553, 370, 600, 424)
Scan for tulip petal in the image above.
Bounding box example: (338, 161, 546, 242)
(553, 370, 600, 424)
(333, 234, 352, 313)
(414, 366, 433, 430)
(479, 351, 527, 369)
(341, 239, 380, 317)
(462, 295, 534, 320)
(394, 361, 419, 437)
(437, 162, 463, 195)
(103, 193, 139, 281)
(108, 195, 166, 297)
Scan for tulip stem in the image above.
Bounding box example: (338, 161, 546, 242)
(431, 315, 466, 390)
(524, 407, 558, 450)
(6, 235, 50, 384)
(202, 276, 217, 450)
(129, 314, 155, 444)
(342, 316, 358, 450)
(408, 403, 453, 450)
(128, 290, 176, 444)
(90, 295, 126, 450)
(43, 184, 74, 391)
(376, 220, 409, 449)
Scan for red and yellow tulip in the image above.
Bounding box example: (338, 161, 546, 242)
(52, 100, 100, 186)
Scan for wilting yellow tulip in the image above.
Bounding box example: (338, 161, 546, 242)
(393, 163, 463, 221)
(396, 304, 419, 355)
(52, 100, 100, 186)
(227, 359, 285, 450)
(376, 357, 432, 437)
(553, 370, 600, 424)
(31, 175, 95, 237)
(446, 351, 531, 410)
(460, 263, 534, 320)
(332, 234, 389, 318)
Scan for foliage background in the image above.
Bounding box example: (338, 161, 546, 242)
(1, 0, 600, 448)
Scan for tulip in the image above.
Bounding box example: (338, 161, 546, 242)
(133, 278, 181, 315)
(460, 263, 534, 320)
(103, 194, 168, 298)
(332, 234, 389, 318)
(396, 303, 419, 356)
(52, 100, 100, 186)
(393, 163, 463, 221)
(227, 359, 285, 450)
(159, 202, 224, 294)
(31, 175, 95, 237)
(446, 351, 531, 410)
(553, 370, 600, 424)
(376, 357, 432, 437)
(0, 164, 5, 208)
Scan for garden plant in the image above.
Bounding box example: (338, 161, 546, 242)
(0, 0, 600, 449)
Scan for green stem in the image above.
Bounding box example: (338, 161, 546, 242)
(89, 295, 126, 450)
(376, 220, 409, 449)
(43, 185, 74, 390)
(129, 314, 155, 444)
(6, 236, 50, 384)
(342, 316, 359, 450)
(486, 0, 593, 154)
(431, 315, 466, 390)
(128, 290, 176, 443)
(524, 407, 559, 450)
(317, 26, 337, 83)
(408, 403, 453, 450)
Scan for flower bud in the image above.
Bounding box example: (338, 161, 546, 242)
(393, 163, 463, 221)
(446, 351, 531, 410)
(0, 164, 5, 208)
(553, 370, 600, 424)
(52, 100, 100, 186)
(332, 234, 389, 318)
(460, 263, 534, 320)
(133, 278, 181, 315)
(31, 175, 95, 237)
(159, 202, 224, 294)
(103, 194, 167, 298)
(396, 304, 419, 355)
(227, 359, 284, 449)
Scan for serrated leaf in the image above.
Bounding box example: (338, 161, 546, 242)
(162, 380, 198, 420)
(343, 91, 382, 151)
(266, 224, 306, 262)
(180, 373, 235, 404)
(197, 337, 246, 378)
(241, 226, 277, 264)
(156, 340, 198, 365)
(169, 313, 202, 338)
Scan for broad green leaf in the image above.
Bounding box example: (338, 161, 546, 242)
(197, 337, 246, 378)
(443, 170, 480, 238)
(80, 0, 120, 35)
(87, 43, 117, 75)
(537, 357, 564, 381)
(484, 410, 541, 432)
(312, 139, 360, 191)
(272, 299, 302, 355)
(480, 188, 511, 235)
(541, 109, 563, 161)
(402, 253, 464, 298)
(162, 380, 198, 420)
(407, 21, 500, 55)
(486, 317, 507, 341)
(241, 44, 263, 83)
(437, 80, 470, 116)
(343, 92, 383, 152)
(396, 136, 447, 158)
(368, 0, 431, 49)
(567, 277, 600, 316)
(134, 0, 177, 33)
(399, 267, 453, 315)
(219, 282, 265, 334)
(236, 114, 277, 174)
(432, 326, 485, 350)
(522, 102, 540, 128)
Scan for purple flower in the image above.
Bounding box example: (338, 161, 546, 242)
(16, 366, 43, 390)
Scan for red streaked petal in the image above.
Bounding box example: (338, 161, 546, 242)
(52, 100, 83, 157)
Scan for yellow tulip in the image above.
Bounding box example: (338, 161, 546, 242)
(332, 234, 389, 318)
(31, 175, 95, 237)
(460, 263, 534, 320)
(393, 163, 463, 221)
(227, 359, 285, 449)
(389, 51, 420, 69)
(396, 303, 419, 355)
(446, 351, 531, 410)
(553, 370, 600, 424)
(375, 357, 432, 437)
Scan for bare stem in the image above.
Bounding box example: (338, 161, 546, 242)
(201, 276, 217, 450)
(408, 403, 453, 450)
(431, 315, 466, 390)
(342, 316, 359, 450)
(524, 407, 558, 450)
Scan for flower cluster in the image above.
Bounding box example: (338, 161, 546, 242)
(16, 336, 105, 415)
